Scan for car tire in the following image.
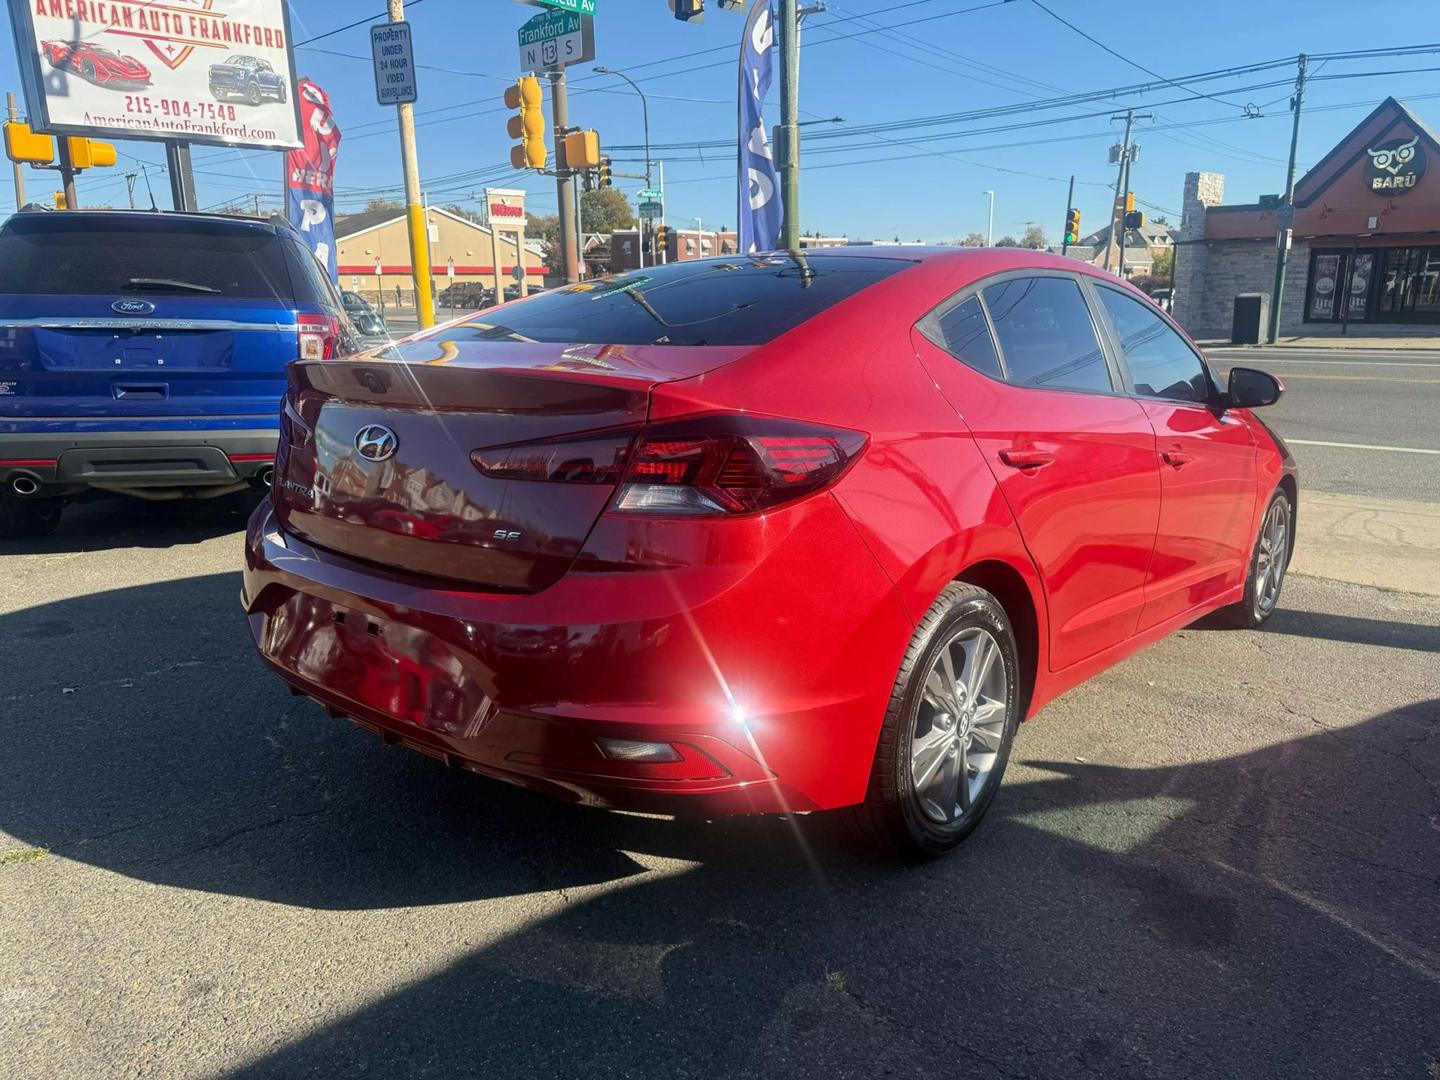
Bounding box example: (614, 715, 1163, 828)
(1222, 487, 1294, 629)
(842, 582, 1020, 859)
(0, 489, 63, 540)
(246, 81, 261, 106)
(277, 82, 287, 104)
(81, 60, 96, 82)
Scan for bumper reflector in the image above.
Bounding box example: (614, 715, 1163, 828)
(596, 737, 684, 764)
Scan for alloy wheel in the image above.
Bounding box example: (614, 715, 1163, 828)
(910, 626, 1008, 825)
(1255, 496, 1290, 616)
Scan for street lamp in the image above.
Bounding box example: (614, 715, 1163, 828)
(983, 190, 995, 248)
(594, 66, 653, 268)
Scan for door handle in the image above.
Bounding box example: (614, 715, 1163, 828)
(998, 448, 1055, 470)
(1161, 449, 1194, 468)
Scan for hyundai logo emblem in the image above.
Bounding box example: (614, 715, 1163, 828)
(354, 424, 398, 462)
(111, 299, 156, 315)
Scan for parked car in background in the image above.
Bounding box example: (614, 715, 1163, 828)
(0, 209, 357, 538)
(341, 291, 389, 345)
(42, 40, 151, 87)
(243, 249, 1296, 858)
(208, 55, 287, 106)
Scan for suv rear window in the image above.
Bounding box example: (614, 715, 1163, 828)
(443, 254, 914, 346)
(0, 214, 321, 301)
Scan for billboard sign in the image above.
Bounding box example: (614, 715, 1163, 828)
(8, 0, 303, 149)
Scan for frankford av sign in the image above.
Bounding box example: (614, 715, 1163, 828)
(1365, 135, 1427, 195)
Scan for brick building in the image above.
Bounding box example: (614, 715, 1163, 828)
(1174, 97, 1440, 338)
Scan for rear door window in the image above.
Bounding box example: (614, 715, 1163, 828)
(447, 253, 915, 346)
(0, 214, 298, 299)
(920, 295, 1003, 379)
(1094, 285, 1213, 403)
(982, 276, 1113, 393)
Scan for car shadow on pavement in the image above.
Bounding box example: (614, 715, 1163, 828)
(1255, 604, 1440, 653)
(2, 489, 266, 555)
(3, 574, 1438, 1078)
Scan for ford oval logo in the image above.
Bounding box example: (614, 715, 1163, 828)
(111, 299, 156, 315)
(355, 424, 398, 462)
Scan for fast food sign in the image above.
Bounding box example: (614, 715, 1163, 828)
(8, 0, 303, 149)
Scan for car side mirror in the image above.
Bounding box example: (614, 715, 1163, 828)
(1227, 366, 1283, 409)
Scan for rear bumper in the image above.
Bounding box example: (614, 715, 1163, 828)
(240, 495, 914, 815)
(0, 428, 277, 489)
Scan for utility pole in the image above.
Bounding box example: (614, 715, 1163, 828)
(6, 93, 25, 210)
(549, 69, 580, 283)
(388, 0, 434, 326)
(984, 190, 995, 247)
(124, 172, 137, 209)
(1104, 110, 1149, 272)
(1269, 53, 1308, 343)
(165, 141, 196, 211)
(777, 0, 800, 248)
(1062, 174, 1074, 256)
(56, 137, 77, 209)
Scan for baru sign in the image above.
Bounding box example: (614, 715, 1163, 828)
(8, 0, 303, 150)
(1364, 135, 1427, 195)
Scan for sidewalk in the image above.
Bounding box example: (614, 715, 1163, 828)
(1291, 491, 1440, 596)
(1201, 334, 1440, 351)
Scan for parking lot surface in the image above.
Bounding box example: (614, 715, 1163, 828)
(2, 492, 1437, 1079)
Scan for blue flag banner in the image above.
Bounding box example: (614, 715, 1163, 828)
(738, 2, 782, 253)
(285, 80, 342, 282)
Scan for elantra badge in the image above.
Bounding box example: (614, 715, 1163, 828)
(111, 299, 156, 315)
(355, 424, 398, 462)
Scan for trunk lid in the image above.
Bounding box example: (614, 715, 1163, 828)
(272, 341, 748, 591)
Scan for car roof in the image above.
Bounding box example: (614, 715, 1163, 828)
(2, 208, 293, 236)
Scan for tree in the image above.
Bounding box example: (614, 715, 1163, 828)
(995, 235, 1019, 248)
(443, 204, 483, 225)
(527, 213, 560, 263)
(1149, 248, 1174, 287)
(579, 188, 634, 233)
(363, 198, 404, 214)
(959, 232, 986, 247)
(1020, 224, 1047, 249)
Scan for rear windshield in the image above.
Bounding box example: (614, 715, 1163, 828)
(0, 214, 323, 302)
(441, 254, 914, 346)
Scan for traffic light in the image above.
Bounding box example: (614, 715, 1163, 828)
(1064, 208, 1081, 245)
(582, 171, 595, 193)
(671, 0, 705, 22)
(1123, 210, 1145, 230)
(52, 191, 66, 210)
(4, 121, 54, 165)
(1123, 192, 1136, 214)
(66, 137, 116, 169)
(598, 156, 612, 188)
(504, 76, 546, 170)
(654, 225, 669, 251)
(563, 130, 601, 170)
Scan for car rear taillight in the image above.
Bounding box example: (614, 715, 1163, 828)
(297, 313, 341, 360)
(470, 414, 866, 516)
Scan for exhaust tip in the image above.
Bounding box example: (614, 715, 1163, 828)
(11, 474, 41, 497)
(258, 467, 274, 488)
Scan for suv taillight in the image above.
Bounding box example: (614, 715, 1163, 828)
(297, 313, 341, 360)
(470, 414, 867, 516)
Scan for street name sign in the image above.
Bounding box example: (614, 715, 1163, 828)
(518, 9, 596, 71)
(535, 0, 598, 14)
(371, 21, 418, 105)
(638, 188, 663, 200)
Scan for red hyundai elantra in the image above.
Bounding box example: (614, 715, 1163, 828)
(242, 249, 1295, 857)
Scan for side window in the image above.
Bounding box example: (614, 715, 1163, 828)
(982, 277, 1113, 393)
(922, 295, 1003, 379)
(1095, 287, 1212, 403)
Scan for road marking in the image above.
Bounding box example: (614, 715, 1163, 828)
(1271, 373, 1440, 383)
(1224, 358, 1440, 368)
(1288, 438, 1440, 455)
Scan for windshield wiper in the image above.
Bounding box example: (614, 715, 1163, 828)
(124, 277, 220, 294)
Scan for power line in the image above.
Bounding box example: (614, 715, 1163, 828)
(294, 0, 426, 47)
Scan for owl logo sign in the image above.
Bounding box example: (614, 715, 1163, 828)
(1365, 136, 1426, 194)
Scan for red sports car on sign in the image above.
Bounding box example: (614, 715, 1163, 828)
(243, 249, 1296, 858)
(42, 40, 151, 87)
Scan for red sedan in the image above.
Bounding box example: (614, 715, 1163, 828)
(242, 250, 1295, 857)
(42, 40, 151, 87)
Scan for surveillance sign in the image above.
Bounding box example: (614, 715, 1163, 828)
(7, 0, 303, 149)
(370, 20, 416, 106)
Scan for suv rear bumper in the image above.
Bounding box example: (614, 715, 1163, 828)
(0, 428, 277, 490)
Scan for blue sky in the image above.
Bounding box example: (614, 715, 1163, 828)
(6, 0, 1440, 243)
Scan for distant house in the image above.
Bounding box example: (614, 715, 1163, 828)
(1055, 218, 1176, 278)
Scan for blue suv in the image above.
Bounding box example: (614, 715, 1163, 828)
(0, 209, 355, 538)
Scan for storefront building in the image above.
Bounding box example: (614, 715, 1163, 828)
(1174, 97, 1440, 338)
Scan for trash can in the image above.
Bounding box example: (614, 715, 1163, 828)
(1231, 292, 1270, 345)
